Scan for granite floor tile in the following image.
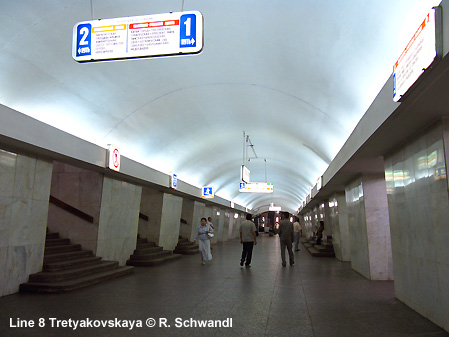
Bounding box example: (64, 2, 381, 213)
(0, 235, 448, 337)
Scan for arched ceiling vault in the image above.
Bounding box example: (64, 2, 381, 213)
(0, 0, 441, 213)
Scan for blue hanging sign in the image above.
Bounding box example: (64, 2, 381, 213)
(72, 11, 203, 62)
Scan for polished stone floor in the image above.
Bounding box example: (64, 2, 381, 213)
(1, 235, 448, 337)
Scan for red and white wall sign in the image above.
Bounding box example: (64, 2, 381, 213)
(107, 144, 121, 172)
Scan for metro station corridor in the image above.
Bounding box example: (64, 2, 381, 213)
(3, 0, 449, 334)
(0, 235, 447, 337)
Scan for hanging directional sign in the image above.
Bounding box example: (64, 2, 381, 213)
(393, 8, 441, 102)
(202, 186, 214, 199)
(241, 165, 250, 183)
(239, 182, 273, 193)
(72, 11, 203, 62)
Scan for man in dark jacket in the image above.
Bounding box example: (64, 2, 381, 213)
(239, 214, 257, 268)
(278, 212, 294, 266)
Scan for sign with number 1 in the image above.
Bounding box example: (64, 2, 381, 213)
(180, 14, 197, 48)
(72, 11, 203, 62)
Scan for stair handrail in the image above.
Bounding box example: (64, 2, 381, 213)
(139, 212, 149, 221)
(49, 195, 94, 223)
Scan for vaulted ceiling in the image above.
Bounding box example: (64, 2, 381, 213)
(0, 0, 440, 213)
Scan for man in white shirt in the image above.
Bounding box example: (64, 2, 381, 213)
(207, 217, 214, 230)
(293, 218, 301, 251)
(239, 214, 257, 268)
(207, 217, 214, 251)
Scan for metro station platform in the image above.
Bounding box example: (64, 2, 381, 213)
(0, 235, 447, 337)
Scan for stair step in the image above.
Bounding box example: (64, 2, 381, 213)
(178, 238, 188, 243)
(176, 241, 195, 247)
(175, 243, 199, 249)
(20, 267, 134, 293)
(130, 250, 171, 261)
(127, 254, 182, 267)
(46, 232, 59, 240)
(307, 247, 335, 257)
(45, 238, 70, 247)
(136, 238, 147, 244)
(44, 256, 102, 272)
(314, 244, 334, 252)
(175, 244, 199, 251)
(29, 261, 119, 283)
(174, 247, 199, 255)
(45, 244, 81, 254)
(136, 242, 156, 249)
(133, 246, 163, 255)
(44, 250, 94, 264)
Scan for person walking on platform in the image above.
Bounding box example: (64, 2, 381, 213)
(239, 214, 257, 268)
(193, 218, 214, 265)
(207, 217, 215, 230)
(207, 217, 215, 251)
(293, 217, 301, 251)
(278, 212, 295, 266)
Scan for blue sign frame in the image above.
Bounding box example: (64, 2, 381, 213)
(76, 23, 92, 57)
(180, 14, 197, 48)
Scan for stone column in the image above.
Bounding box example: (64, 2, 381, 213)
(228, 212, 237, 239)
(302, 212, 314, 238)
(230, 212, 241, 239)
(309, 207, 320, 236)
(385, 121, 449, 331)
(363, 174, 393, 280)
(138, 188, 163, 242)
(345, 174, 393, 280)
(318, 202, 331, 243)
(158, 194, 183, 251)
(189, 201, 206, 242)
(216, 208, 225, 242)
(222, 211, 230, 241)
(96, 177, 142, 266)
(0, 150, 53, 296)
(139, 187, 183, 251)
(328, 193, 350, 262)
(204, 206, 213, 220)
(180, 198, 194, 240)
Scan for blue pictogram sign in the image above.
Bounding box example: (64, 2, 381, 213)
(76, 23, 92, 57)
(203, 187, 212, 196)
(172, 174, 178, 189)
(180, 14, 197, 48)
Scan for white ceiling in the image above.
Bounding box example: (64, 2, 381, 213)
(0, 0, 441, 213)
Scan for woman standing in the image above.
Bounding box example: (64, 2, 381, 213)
(193, 217, 214, 264)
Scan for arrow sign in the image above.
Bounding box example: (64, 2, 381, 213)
(73, 11, 203, 62)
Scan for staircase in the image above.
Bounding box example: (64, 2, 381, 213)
(20, 231, 134, 293)
(174, 237, 199, 255)
(126, 238, 182, 267)
(302, 237, 335, 257)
